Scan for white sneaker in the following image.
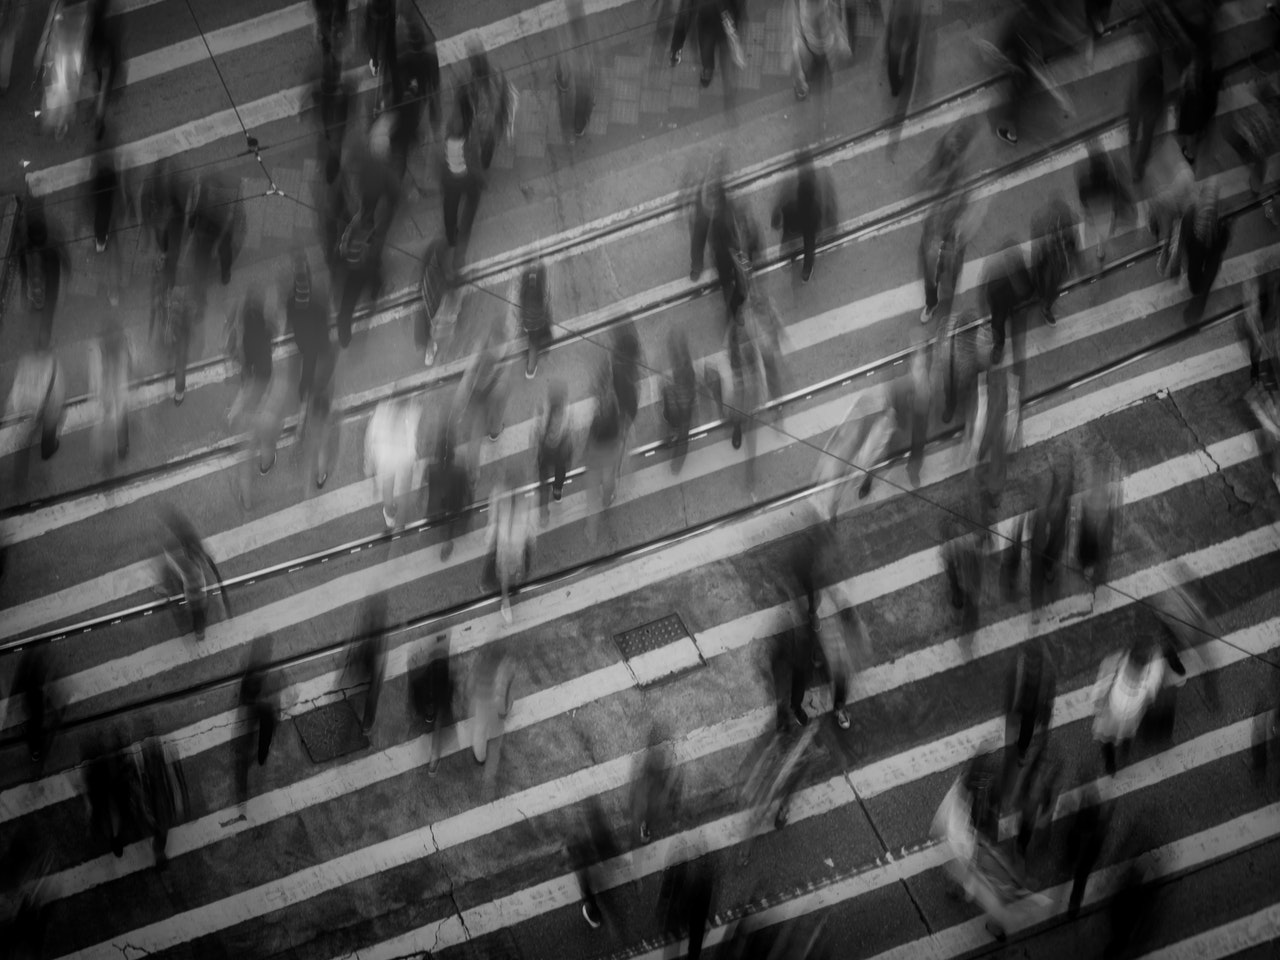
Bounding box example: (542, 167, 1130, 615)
(423, 341, 438, 367)
(501, 598, 513, 624)
(369, 59, 378, 77)
(920, 305, 934, 325)
(382, 506, 396, 529)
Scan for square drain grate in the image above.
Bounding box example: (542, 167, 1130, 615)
(294, 699, 369, 764)
(614, 613, 705, 688)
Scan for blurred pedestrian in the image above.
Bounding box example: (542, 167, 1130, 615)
(365, 395, 421, 530)
(658, 851, 714, 959)
(772, 613, 815, 731)
(1147, 147, 1196, 279)
(365, 0, 395, 78)
(439, 111, 484, 254)
(1078, 460, 1121, 585)
(1225, 73, 1280, 217)
(556, 1, 596, 144)
(884, 0, 923, 98)
(286, 252, 332, 405)
(709, 312, 767, 490)
(586, 359, 624, 513)
(938, 309, 993, 465)
(612, 322, 643, 444)
(942, 514, 985, 635)
(918, 194, 966, 325)
(669, 0, 745, 101)
(186, 175, 242, 315)
(687, 151, 760, 319)
(785, 0, 851, 104)
(1064, 784, 1110, 918)
(1076, 144, 1131, 264)
(456, 317, 507, 442)
(1241, 271, 1280, 389)
(1091, 640, 1164, 775)
(983, 242, 1031, 374)
(413, 631, 452, 775)
(156, 508, 230, 641)
(511, 259, 553, 379)
(5, 342, 65, 491)
(419, 236, 459, 367)
(226, 288, 279, 510)
(335, 201, 388, 348)
(89, 322, 131, 467)
(1029, 196, 1079, 327)
(456, 41, 516, 171)
(307, 52, 354, 185)
(469, 647, 515, 763)
(426, 422, 470, 559)
(84, 0, 119, 137)
(631, 728, 681, 844)
(16, 202, 67, 348)
(14, 646, 60, 765)
(1029, 464, 1072, 608)
(311, 0, 348, 57)
(1127, 29, 1164, 184)
(84, 740, 134, 858)
(298, 352, 339, 491)
(0, 0, 24, 94)
(738, 724, 818, 864)
(534, 381, 573, 522)
(137, 737, 188, 869)
(398, 16, 442, 138)
(353, 593, 388, 734)
(237, 636, 279, 805)
(1004, 642, 1056, 793)
(772, 149, 837, 283)
(485, 478, 536, 623)
(662, 329, 697, 471)
(1174, 39, 1217, 166)
(1180, 183, 1230, 323)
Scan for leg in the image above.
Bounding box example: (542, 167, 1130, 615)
(337, 271, 360, 347)
(690, 205, 710, 278)
(442, 176, 461, 246)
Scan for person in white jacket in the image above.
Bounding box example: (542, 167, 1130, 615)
(365, 395, 421, 530)
(88, 324, 131, 468)
(1092, 640, 1166, 775)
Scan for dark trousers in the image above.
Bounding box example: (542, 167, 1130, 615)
(538, 439, 571, 513)
(691, 211, 743, 314)
(886, 1, 921, 96)
(366, 7, 395, 72)
(337, 262, 380, 347)
(779, 200, 819, 274)
(92, 167, 116, 246)
(172, 320, 190, 396)
(525, 321, 552, 375)
(987, 272, 1025, 371)
(1128, 84, 1162, 183)
(442, 172, 481, 247)
(236, 704, 277, 801)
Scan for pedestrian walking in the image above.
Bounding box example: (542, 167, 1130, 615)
(1004, 642, 1056, 790)
(1241, 271, 1280, 389)
(556, 1, 596, 144)
(708, 312, 767, 492)
(785, 0, 851, 104)
(308, 52, 354, 185)
(286, 252, 332, 405)
(14, 646, 60, 765)
(771, 149, 837, 283)
(1029, 196, 1079, 327)
(1078, 459, 1121, 585)
(1092, 640, 1165, 775)
(0, 0, 25, 94)
(631, 729, 681, 844)
(571, 803, 619, 928)
(1029, 464, 1072, 608)
(1076, 144, 1131, 264)
(137, 737, 189, 869)
(456, 41, 517, 170)
(335, 202, 387, 348)
(84, 740, 134, 858)
(855, 341, 932, 497)
(237, 637, 279, 805)
(485, 479, 537, 623)
(1174, 40, 1218, 166)
(226, 288, 279, 509)
(658, 851, 714, 960)
(426, 422, 470, 559)
(884, 0, 923, 98)
(586, 359, 623, 518)
(186, 174, 242, 312)
(353, 593, 388, 735)
(364, 0, 395, 79)
(534, 381, 573, 522)
(413, 631, 452, 775)
(612, 322, 643, 443)
(918, 194, 966, 325)
(439, 111, 484, 255)
(5, 343, 65, 491)
(310, 0, 348, 57)
(669, 0, 746, 100)
(16, 203, 68, 348)
(469, 648, 515, 763)
(1224, 73, 1280, 218)
(1064, 785, 1110, 918)
(942, 513, 985, 635)
(1181, 183, 1230, 323)
(88, 322, 131, 467)
(298, 352, 339, 491)
(510, 259, 553, 379)
(365, 395, 421, 530)
(1127, 30, 1164, 184)
(662, 330, 697, 471)
(156, 508, 230, 641)
(983, 242, 1031, 373)
(737, 724, 819, 864)
(397, 16, 442, 137)
(455, 317, 508, 442)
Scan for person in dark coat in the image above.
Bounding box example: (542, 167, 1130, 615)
(513, 260, 553, 379)
(669, 0, 745, 98)
(1029, 196, 1079, 327)
(427, 424, 470, 559)
(659, 854, 715, 959)
(662, 329, 698, 472)
(688, 151, 755, 316)
(353, 593, 388, 735)
(885, 0, 923, 98)
(396, 17, 442, 136)
(286, 252, 332, 404)
(14, 646, 59, 765)
(157, 508, 230, 640)
(1181, 184, 1230, 324)
(455, 43, 514, 170)
(335, 204, 387, 348)
(309, 53, 354, 185)
(918, 195, 965, 325)
(84, 741, 134, 858)
(1076, 144, 1131, 264)
(1174, 40, 1218, 166)
(1066, 786, 1110, 918)
(365, 0, 395, 78)
(412, 632, 453, 775)
(17, 204, 67, 349)
(772, 149, 836, 283)
(311, 0, 348, 57)
(439, 111, 484, 255)
(1127, 30, 1164, 184)
(983, 242, 1031, 370)
(556, 1, 596, 143)
(1030, 465, 1073, 608)
(536, 382, 573, 522)
(237, 636, 279, 805)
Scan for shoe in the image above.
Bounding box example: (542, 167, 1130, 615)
(670, 48, 682, 66)
(95, 238, 107, 254)
(427, 757, 440, 776)
(794, 706, 809, 727)
(552, 487, 562, 503)
(835, 708, 851, 730)
(423, 341, 438, 367)
(774, 808, 789, 829)
(997, 127, 1017, 146)
(801, 262, 813, 283)
(525, 361, 537, 380)
(1042, 306, 1057, 327)
(174, 389, 185, 405)
(689, 264, 702, 282)
(700, 68, 713, 88)
(315, 471, 328, 489)
(487, 429, 502, 442)
(583, 903, 602, 928)
(382, 506, 397, 529)
(369, 59, 378, 77)
(858, 475, 873, 500)
(259, 454, 276, 476)
(920, 305, 934, 324)
(640, 821, 653, 843)
(795, 84, 808, 101)
(732, 425, 742, 449)
(985, 920, 1006, 942)
(501, 598, 513, 624)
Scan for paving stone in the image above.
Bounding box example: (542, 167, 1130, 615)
(241, 180, 265, 251)
(492, 137, 516, 169)
(764, 49, 788, 76)
(640, 87, 669, 113)
(614, 54, 644, 79)
(516, 131, 546, 159)
(670, 83, 700, 109)
(263, 195, 295, 240)
(301, 158, 319, 184)
(613, 77, 641, 102)
(610, 96, 640, 125)
(740, 56, 763, 90)
(587, 97, 611, 136)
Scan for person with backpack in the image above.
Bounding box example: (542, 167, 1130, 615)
(771, 149, 837, 283)
(918, 193, 966, 325)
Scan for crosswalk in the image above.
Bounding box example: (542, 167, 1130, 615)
(2, 0, 1280, 958)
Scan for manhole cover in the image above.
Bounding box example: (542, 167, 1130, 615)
(294, 699, 369, 764)
(613, 613, 705, 688)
